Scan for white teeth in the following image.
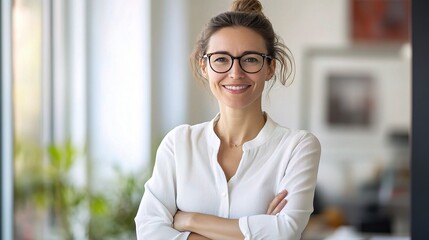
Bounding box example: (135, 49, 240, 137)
(224, 85, 248, 90)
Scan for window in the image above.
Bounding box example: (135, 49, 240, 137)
(9, 0, 151, 238)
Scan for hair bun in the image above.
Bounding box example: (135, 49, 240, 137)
(230, 0, 264, 15)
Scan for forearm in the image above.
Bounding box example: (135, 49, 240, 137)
(136, 220, 191, 240)
(186, 213, 244, 240)
(174, 190, 289, 240)
(188, 232, 211, 240)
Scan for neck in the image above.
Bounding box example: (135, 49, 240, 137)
(214, 107, 266, 148)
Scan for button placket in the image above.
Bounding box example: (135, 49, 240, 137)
(218, 184, 230, 218)
(211, 148, 230, 218)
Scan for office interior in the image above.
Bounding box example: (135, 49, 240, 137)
(2, 0, 412, 239)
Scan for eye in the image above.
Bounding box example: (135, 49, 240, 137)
(213, 57, 228, 62)
(211, 54, 231, 64)
(244, 57, 259, 63)
(242, 54, 261, 63)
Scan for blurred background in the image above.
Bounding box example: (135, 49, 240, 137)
(2, 0, 410, 239)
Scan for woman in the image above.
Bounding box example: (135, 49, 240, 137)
(135, 0, 321, 239)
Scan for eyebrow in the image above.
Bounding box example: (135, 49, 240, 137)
(208, 50, 266, 56)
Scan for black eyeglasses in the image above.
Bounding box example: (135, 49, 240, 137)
(202, 52, 272, 74)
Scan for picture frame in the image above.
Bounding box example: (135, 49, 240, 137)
(351, 0, 411, 43)
(302, 46, 410, 151)
(302, 46, 411, 198)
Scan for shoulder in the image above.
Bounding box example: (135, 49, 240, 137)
(155, 121, 211, 158)
(266, 115, 319, 145)
(285, 130, 321, 160)
(290, 129, 320, 146)
(168, 121, 211, 137)
(272, 127, 322, 171)
(271, 122, 321, 153)
(161, 121, 212, 145)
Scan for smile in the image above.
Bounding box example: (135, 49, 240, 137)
(223, 85, 250, 91)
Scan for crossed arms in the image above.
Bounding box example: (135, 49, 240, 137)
(173, 190, 288, 240)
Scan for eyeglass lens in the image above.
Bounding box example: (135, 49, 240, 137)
(208, 53, 265, 73)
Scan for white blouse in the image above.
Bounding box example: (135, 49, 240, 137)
(135, 114, 321, 240)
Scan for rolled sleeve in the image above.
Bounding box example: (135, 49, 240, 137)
(238, 213, 304, 240)
(237, 132, 321, 240)
(238, 216, 251, 239)
(135, 129, 191, 240)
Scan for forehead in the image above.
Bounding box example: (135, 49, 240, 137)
(207, 26, 267, 54)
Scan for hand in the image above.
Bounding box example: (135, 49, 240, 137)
(173, 210, 193, 232)
(174, 212, 211, 239)
(266, 190, 288, 215)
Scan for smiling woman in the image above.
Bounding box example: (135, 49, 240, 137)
(203, 27, 273, 111)
(135, 0, 321, 239)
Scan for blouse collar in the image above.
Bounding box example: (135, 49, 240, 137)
(207, 112, 277, 150)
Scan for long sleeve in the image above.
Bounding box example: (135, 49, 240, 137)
(135, 129, 191, 240)
(135, 116, 321, 240)
(238, 132, 321, 240)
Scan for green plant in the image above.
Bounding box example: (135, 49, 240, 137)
(14, 141, 86, 239)
(14, 141, 151, 240)
(88, 167, 149, 240)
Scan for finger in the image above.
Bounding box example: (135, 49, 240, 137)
(266, 190, 287, 213)
(270, 199, 287, 215)
(266, 190, 288, 214)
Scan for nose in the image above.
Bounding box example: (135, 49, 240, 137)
(229, 59, 245, 79)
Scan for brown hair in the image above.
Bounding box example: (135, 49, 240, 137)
(190, 0, 295, 87)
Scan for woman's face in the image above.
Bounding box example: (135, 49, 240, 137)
(202, 26, 275, 111)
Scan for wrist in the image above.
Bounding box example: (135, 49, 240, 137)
(187, 212, 199, 231)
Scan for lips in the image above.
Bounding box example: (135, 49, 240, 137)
(223, 85, 251, 91)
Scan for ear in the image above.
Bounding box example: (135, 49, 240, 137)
(266, 59, 276, 81)
(200, 58, 208, 79)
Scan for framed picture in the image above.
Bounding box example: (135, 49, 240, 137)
(302, 46, 411, 198)
(351, 0, 411, 43)
(326, 71, 374, 128)
(302, 46, 409, 148)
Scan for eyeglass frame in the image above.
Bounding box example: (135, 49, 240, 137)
(202, 51, 273, 74)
